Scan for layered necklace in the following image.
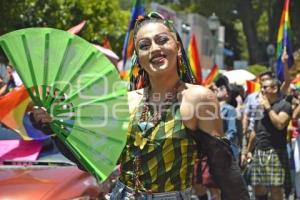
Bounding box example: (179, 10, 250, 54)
(134, 79, 182, 149)
(131, 79, 182, 196)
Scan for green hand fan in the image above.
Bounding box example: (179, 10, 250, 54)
(0, 28, 129, 182)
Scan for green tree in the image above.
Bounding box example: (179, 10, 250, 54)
(153, 0, 300, 66)
(247, 64, 268, 76)
(0, 0, 130, 57)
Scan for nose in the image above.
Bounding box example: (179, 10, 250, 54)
(150, 40, 161, 51)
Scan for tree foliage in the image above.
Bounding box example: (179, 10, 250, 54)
(153, 0, 300, 66)
(0, 0, 130, 57)
(247, 64, 268, 76)
(1, 0, 299, 66)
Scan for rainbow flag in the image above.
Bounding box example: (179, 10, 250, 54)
(0, 140, 42, 161)
(0, 86, 50, 140)
(246, 80, 260, 94)
(188, 33, 202, 84)
(203, 64, 219, 86)
(0, 86, 31, 140)
(122, 0, 145, 70)
(276, 0, 294, 81)
(292, 75, 300, 89)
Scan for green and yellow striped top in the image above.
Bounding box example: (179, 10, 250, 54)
(119, 101, 197, 192)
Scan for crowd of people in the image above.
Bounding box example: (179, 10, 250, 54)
(194, 64, 300, 200)
(0, 11, 299, 200)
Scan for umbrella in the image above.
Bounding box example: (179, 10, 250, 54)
(0, 28, 129, 182)
(222, 69, 256, 85)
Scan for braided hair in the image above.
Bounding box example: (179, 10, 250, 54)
(129, 12, 196, 91)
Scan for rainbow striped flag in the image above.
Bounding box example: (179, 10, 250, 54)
(0, 86, 50, 140)
(0, 86, 31, 140)
(188, 33, 202, 84)
(203, 64, 219, 86)
(292, 75, 300, 89)
(246, 80, 260, 94)
(276, 0, 294, 81)
(122, 0, 145, 70)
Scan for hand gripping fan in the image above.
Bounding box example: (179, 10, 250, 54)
(0, 28, 129, 182)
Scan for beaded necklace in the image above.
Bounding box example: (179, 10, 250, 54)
(132, 79, 182, 196)
(134, 79, 182, 149)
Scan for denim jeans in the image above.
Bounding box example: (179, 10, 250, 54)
(109, 180, 192, 200)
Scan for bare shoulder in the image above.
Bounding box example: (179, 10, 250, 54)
(180, 83, 222, 135)
(127, 89, 144, 114)
(182, 83, 217, 103)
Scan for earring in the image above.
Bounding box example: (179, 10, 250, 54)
(132, 64, 140, 78)
(136, 68, 145, 89)
(177, 55, 185, 76)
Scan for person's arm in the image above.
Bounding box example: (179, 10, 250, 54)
(195, 87, 224, 137)
(224, 107, 237, 143)
(235, 95, 243, 121)
(243, 130, 256, 163)
(240, 130, 255, 166)
(52, 136, 86, 170)
(242, 96, 251, 136)
(181, 85, 223, 137)
(292, 103, 300, 120)
(241, 132, 248, 156)
(185, 86, 250, 200)
(30, 108, 86, 171)
(267, 110, 290, 130)
(242, 112, 249, 135)
(240, 131, 248, 167)
(280, 48, 291, 95)
(260, 95, 290, 130)
(0, 83, 7, 96)
(246, 131, 256, 153)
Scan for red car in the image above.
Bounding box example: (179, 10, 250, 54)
(0, 139, 107, 200)
(0, 162, 101, 199)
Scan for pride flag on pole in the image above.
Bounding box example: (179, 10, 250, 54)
(203, 64, 219, 86)
(188, 33, 202, 84)
(276, 0, 294, 81)
(122, 0, 145, 70)
(246, 80, 260, 94)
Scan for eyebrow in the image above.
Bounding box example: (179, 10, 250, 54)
(137, 32, 170, 43)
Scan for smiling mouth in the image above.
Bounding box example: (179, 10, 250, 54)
(150, 55, 166, 64)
